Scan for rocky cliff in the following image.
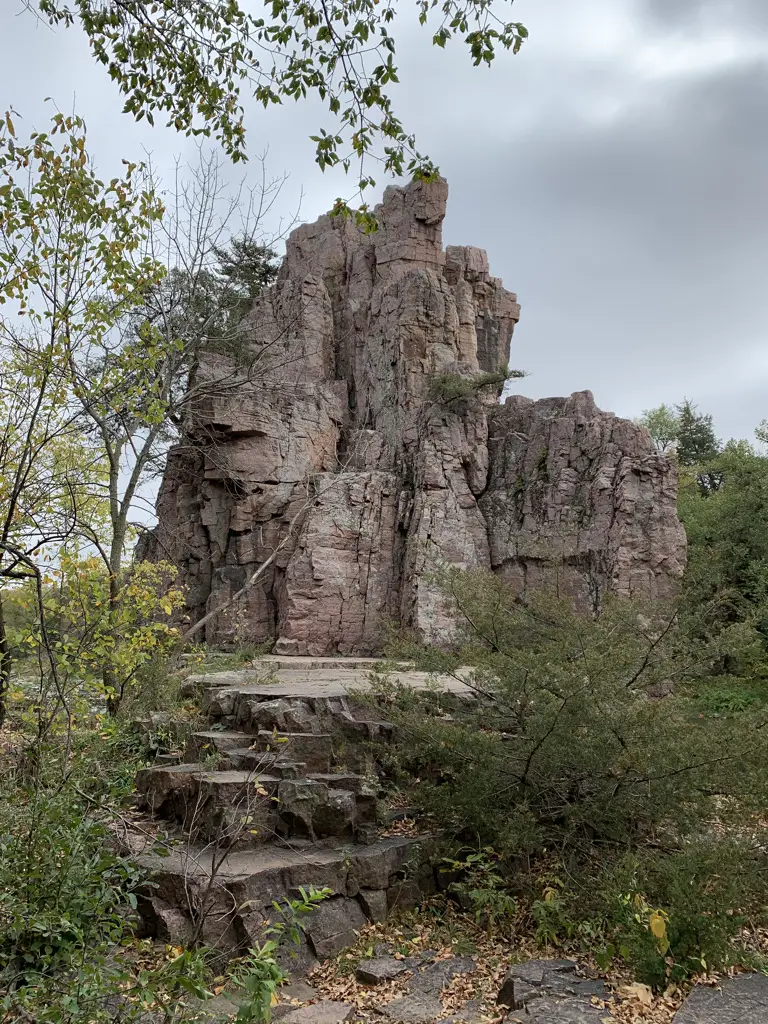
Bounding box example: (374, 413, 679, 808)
(144, 178, 686, 653)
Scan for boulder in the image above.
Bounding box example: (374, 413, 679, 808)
(304, 897, 367, 958)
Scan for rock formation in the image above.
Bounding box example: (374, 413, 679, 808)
(144, 178, 686, 653)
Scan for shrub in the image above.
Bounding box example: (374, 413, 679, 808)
(0, 777, 146, 1021)
(366, 567, 768, 982)
(598, 840, 767, 987)
(376, 568, 766, 859)
(427, 364, 524, 405)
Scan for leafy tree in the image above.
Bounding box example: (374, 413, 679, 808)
(0, 357, 97, 726)
(637, 403, 680, 453)
(678, 438, 768, 675)
(36, 0, 528, 218)
(0, 109, 165, 722)
(0, 114, 286, 714)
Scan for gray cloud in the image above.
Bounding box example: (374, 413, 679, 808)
(1, 0, 767, 442)
(641, 0, 768, 31)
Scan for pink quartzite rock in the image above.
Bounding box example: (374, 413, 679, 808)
(142, 179, 685, 651)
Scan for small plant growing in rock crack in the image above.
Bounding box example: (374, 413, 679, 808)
(427, 364, 525, 406)
(445, 848, 518, 937)
(232, 887, 332, 1023)
(199, 746, 223, 771)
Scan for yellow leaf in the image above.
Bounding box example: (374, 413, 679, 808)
(270, 993, 279, 1007)
(649, 912, 667, 941)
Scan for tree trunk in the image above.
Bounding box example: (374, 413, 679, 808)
(0, 592, 11, 729)
(104, 524, 125, 717)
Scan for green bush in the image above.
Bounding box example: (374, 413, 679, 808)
(427, 364, 524, 405)
(366, 567, 768, 985)
(0, 730, 158, 1021)
(0, 794, 137, 981)
(599, 840, 767, 987)
(0, 782, 145, 1021)
(376, 569, 768, 859)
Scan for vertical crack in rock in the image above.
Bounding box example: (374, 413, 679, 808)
(141, 179, 686, 652)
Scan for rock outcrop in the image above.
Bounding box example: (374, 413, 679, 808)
(144, 178, 686, 652)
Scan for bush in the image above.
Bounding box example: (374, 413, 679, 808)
(0, 775, 147, 1021)
(427, 365, 524, 405)
(366, 567, 768, 984)
(598, 840, 767, 987)
(376, 569, 767, 859)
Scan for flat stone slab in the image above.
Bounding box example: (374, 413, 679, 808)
(278, 1001, 354, 1024)
(356, 956, 410, 985)
(378, 993, 445, 1023)
(498, 959, 613, 1022)
(511, 997, 616, 1022)
(378, 955, 478, 1022)
(673, 973, 768, 1023)
(408, 957, 477, 997)
(196, 661, 470, 700)
(139, 833, 424, 884)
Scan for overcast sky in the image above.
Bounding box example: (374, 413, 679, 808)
(3, 0, 767, 442)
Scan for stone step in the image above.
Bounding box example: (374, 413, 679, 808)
(251, 730, 333, 773)
(196, 668, 469, 710)
(154, 751, 184, 766)
(136, 763, 377, 843)
(261, 656, 404, 671)
(136, 833, 433, 960)
(135, 763, 282, 840)
(195, 769, 282, 802)
(187, 730, 259, 759)
(223, 747, 306, 777)
(307, 772, 376, 795)
(204, 688, 395, 746)
(277, 779, 376, 841)
(180, 670, 266, 699)
(189, 729, 335, 774)
(180, 659, 396, 700)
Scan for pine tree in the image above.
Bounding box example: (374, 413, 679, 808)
(675, 400, 720, 466)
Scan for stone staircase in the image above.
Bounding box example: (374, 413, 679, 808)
(132, 658, 454, 970)
(130, 660, 768, 1023)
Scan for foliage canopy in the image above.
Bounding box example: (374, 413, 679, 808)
(36, 0, 527, 219)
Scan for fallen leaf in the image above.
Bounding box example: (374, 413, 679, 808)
(619, 981, 653, 1007)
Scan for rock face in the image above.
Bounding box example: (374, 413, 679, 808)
(144, 178, 686, 652)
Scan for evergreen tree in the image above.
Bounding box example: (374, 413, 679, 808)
(675, 400, 720, 466)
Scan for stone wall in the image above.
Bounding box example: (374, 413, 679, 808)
(143, 179, 686, 652)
